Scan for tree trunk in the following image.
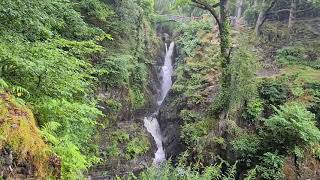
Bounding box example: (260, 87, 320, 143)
(191, 0, 232, 114)
(235, 0, 244, 19)
(288, 0, 297, 29)
(219, 0, 232, 113)
(254, 0, 278, 36)
(254, 10, 266, 35)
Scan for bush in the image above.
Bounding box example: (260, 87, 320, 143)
(308, 98, 320, 127)
(176, 20, 212, 57)
(276, 46, 306, 66)
(181, 120, 210, 144)
(258, 79, 290, 106)
(243, 7, 259, 26)
(126, 136, 150, 159)
(262, 103, 320, 153)
(180, 110, 202, 123)
(139, 160, 237, 180)
(256, 153, 284, 180)
(232, 133, 261, 159)
(242, 99, 264, 121)
(98, 55, 131, 88)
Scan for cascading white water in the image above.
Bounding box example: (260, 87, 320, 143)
(144, 42, 175, 165)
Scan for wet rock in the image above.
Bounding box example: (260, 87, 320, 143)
(158, 94, 187, 161)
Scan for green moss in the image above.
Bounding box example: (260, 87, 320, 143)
(0, 93, 54, 178)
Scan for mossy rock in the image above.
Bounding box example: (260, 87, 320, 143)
(0, 93, 59, 178)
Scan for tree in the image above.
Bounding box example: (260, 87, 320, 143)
(288, 0, 297, 29)
(235, 0, 244, 19)
(254, 0, 279, 36)
(177, 0, 233, 115)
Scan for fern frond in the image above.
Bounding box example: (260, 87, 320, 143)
(0, 78, 9, 89)
(41, 121, 62, 145)
(12, 86, 29, 97)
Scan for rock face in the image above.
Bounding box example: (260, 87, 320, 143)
(158, 93, 187, 161)
(283, 153, 320, 180)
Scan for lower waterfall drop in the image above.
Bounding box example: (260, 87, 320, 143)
(144, 42, 175, 165)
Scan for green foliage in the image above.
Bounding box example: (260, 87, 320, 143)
(244, 168, 257, 180)
(180, 110, 202, 123)
(139, 160, 237, 180)
(54, 141, 90, 179)
(105, 99, 123, 116)
(111, 130, 130, 143)
(76, 0, 114, 22)
(106, 144, 121, 157)
(106, 130, 130, 157)
(39, 99, 102, 179)
(277, 46, 320, 69)
(126, 136, 150, 159)
(98, 55, 132, 87)
(277, 46, 306, 65)
(213, 34, 259, 114)
(258, 79, 290, 106)
(308, 97, 320, 127)
(105, 126, 151, 161)
(0, 37, 99, 100)
(243, 99, 264, 121)
(129, 87, 146, 109)
(262, 103, 320, 153)
(229, 43, 259, 108)
(0, 0, 104, 41)
(256, 153, 284, 180)
(232, 133, 262, 158)
(176, 20, 212, 57)
(37, 99, 101, 146)
(181, 120, 210, 144)
(312, 145, 320, 159)
(0, 0, 157, 178)
(243, 7, 259, 26)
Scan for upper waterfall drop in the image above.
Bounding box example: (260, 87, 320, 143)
(157, 42, 175, 106)
(144, 41, 175, 165)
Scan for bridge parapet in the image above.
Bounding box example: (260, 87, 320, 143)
(159, 15, 203, 22)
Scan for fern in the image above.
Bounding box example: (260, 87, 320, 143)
(41, 122, 61, 145)
(11, 86, 29, 97)
(0, 78, 8, 89)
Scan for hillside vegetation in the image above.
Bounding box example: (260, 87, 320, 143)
(0, 0, 320, 179)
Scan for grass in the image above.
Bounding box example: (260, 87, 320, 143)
(281, 65, 320, 83)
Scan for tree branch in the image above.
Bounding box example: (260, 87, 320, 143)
(268, 7, 314, 15)
(191, 0, 221, 27)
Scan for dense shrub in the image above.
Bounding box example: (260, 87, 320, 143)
(242, 98, 264, 121)
(258, 79, 290, 106)
(262, 103, 320, 153)
(139, 161, 237, 180)
(256, 153, 284, 180)
(181, 120, 210, 144)
(276, 46, 306, 66)
(232, 133, 262, 158)
(243, 7, 259, 26)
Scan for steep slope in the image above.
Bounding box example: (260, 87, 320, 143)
(0, 93, 60, 179)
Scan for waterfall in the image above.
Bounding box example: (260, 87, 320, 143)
(144, 42, 175, 165)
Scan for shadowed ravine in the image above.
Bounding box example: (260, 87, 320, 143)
(144, 42, 175, 165)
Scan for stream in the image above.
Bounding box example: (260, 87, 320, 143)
(144, 42, 175, 165)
